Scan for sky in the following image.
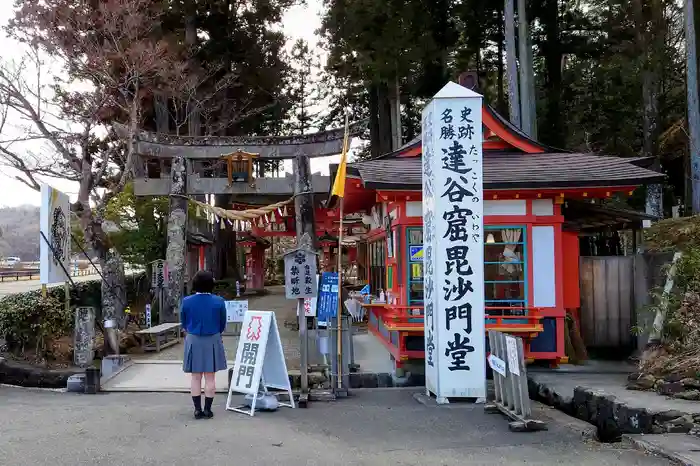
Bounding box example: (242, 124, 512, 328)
(0, 0, 335, 208)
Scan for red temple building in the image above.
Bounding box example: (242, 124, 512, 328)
(328, 102, 663, 367)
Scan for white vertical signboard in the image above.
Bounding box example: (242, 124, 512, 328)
(422, 82, 486, 403)
(40, 183, 71, 285)
(226, 311, 295, 416)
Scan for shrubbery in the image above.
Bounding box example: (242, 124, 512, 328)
(0, 272, 147, 358)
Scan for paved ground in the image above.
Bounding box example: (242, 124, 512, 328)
(0, 386, 673, 466)
(137, 286, 305, 369)
(0, 273, 99, 298)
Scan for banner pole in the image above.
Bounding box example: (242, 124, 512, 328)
(336, 196, 344, 390)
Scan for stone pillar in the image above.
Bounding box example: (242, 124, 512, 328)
(73, 306, 96, 368)
(163, 156, 187, 323)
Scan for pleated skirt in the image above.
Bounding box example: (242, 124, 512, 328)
(182, 333, 228, 373)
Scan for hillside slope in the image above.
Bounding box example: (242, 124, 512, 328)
(0, 205, 40, 261)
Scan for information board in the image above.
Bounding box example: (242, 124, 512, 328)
(225, 300, 249, 323)
(283, 250, 318, 299)
(316, 272, 339, 326)
(505, 335, 520, 376)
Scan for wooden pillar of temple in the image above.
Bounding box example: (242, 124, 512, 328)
(239, 237, 256, 290)
(163, 156, 188, 323)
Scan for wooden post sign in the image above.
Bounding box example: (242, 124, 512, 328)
(283, 244, 319, 300)
(151, 259, 168, 289)
(226, 311, 295, 417)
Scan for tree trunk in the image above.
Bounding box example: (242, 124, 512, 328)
(633, 0, 664, 219)
(377, 82, 393, 155)
(542, 0, 564, 147)
(185, 3, 201, 138)
(390, 75, 402, 150)
(74, 165, 126, 354)
(505, 0, 521, 128)
(496, 4, 506, 115)
(517, 0, 537, 137)
(368, 84, 381, 158)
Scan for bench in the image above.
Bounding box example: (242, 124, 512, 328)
(135, 323, 181, 353)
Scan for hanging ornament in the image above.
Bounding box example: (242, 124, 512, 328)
(282, 205, 288, 217)
(257, 216, 264, 227)
(195, 206, 201, 218)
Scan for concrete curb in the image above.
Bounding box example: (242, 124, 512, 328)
(0, 357, 84, 389)
(228, 368, 426, 391)
(622, 435, 694, 466)
(531, 401, 598, 441)
(528, 375, 700, 440)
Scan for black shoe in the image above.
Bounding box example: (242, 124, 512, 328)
(194, 409, 205, 419)
(203, 409, 214, 419)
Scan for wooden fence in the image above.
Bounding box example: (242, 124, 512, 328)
(579, 253, 673, 350)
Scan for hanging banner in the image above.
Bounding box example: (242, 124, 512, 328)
(40, 183, 71, 285)
(422, 82, 486, 402)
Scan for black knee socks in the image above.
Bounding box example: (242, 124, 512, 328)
(204, 397, 213, 411)
(192, 396, 202, 412)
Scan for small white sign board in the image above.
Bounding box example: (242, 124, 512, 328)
(226, 311, 295, 416)
(296, 275, 320, 317)
(487, 354, 506, 377)
(225, 300, 248, 323)
(505, 335, 520, 376)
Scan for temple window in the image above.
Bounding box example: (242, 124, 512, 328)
(368, 238, 386, 293)
(400, 225, 529, 314)
(406, 227, 424, 304)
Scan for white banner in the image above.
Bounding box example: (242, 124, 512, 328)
(40, 183, 71, 285)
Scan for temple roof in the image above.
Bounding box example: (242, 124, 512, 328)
(339, 152, 664, 190)
(562, 199, 657, 231)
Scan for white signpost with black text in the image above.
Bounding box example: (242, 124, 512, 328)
(226, 311, 295, 416)
(422, 82, 486, 403)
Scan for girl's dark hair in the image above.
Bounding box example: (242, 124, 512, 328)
(192, 270, 215, 293)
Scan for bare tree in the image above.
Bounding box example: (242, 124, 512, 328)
(0, 0, 190, 352)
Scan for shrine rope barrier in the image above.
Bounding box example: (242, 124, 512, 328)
(485, 330, 547, 432)
(179, 195, 294, 228)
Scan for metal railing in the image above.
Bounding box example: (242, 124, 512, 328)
(0, 265, 100, 282)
